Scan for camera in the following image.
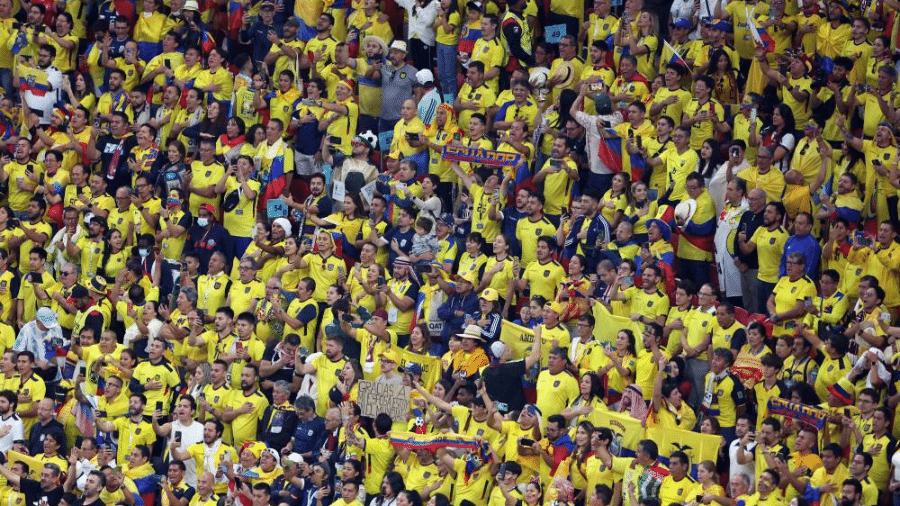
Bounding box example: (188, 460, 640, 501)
(730, 146, 740, 158)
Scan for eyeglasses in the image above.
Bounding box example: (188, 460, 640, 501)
(698, 291, 714, 296)
(61, 271, 73, 276)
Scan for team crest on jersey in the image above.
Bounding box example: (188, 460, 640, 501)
(791, 287, 796, 293)
(214, 282, 221, 289)
(544, 270, 550, 276)
(648, 301, 653, 307)
(400, 72, 407, 79)
(769, 238, 776, 244)
(536, 229, 542, 235)
(553, 380, 560, 387)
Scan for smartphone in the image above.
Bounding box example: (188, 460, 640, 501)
(647, 189, 659, 201)
(520, 438, 535, 446)
(174, 431, 182, 443)
(803, 296, 813, 309)
(97, 410, 108, 418)
(589, 82, 604, 91)
(155, 401, 163, 412)
(405, 132, 418, 141)
(369, 211, 379, 222)
(377, 276, 386, 287)
(236, 342, 244, 353)
(621, 275, 634, 288)
(636, 135, 642, 148)
(164, 59, 171, 69)
(329, 135, 341, 145)
(854, 230, 865, 244)
(497, 463, 507, 477)
(341, 312, 354, 323)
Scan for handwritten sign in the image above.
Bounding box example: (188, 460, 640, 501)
(545, 24, 567, 44)
(441, 144, 523, 168)
(358, 380, 410, 422)
(266, 197, 289, 219)
(767, 397, 827, 430)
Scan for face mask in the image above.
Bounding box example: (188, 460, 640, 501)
(197, 218, 209, 227)
(139, 248, 150, 257)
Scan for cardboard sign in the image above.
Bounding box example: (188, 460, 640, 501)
(358, 380, 410, 421)
(332, 179, 346, 203)
(267, 197, 289, 219)
(441, 144, 523, 168)
(767, 397, 828, 430)
(545, 24, 567, 44)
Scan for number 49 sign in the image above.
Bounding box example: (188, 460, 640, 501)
(545, 24, 567, 44)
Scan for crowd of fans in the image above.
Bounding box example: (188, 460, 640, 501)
(0, 0, 899, 505)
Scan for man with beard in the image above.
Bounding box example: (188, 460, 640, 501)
(715, 179, 749, 307)
(515, 191, 555, 267)
(87, 112, 138, 192)
(491, 187, 529, 257)
(22, 45, 63, 125)
(198, 359, 233, 428)
(381, 258, 419, 346)
(0, 139, 43, 219)
(559, 192, 611, 272)
(222, 365, 269, 447)
(295, 335, 347, 416)
(738, 201, 788, 316)
(0, 390, 22, 453)
(94, 393, 156, 465)
(518, 236, 566, 303)
(533, 137, 577, 227)
(0, 462, 64, 506)
(305, 13, 340, 76)
(149, 84, 181, 146)
(152, 396, 204, 485)
(285, 173, 332, 238)
(171, 420, 238, 496)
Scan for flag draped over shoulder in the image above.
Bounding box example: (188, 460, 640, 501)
(597, 129, 647, 183)
(747, 16, 775, 53)
(500, 320, 536, 359)
(647, 426, 722, 479)
(592, 302, 644, 348)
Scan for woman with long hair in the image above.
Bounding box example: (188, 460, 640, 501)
(407, 323, 435, 356)
(272, 236, 304, 301)
(651, 357, 697, 430)
(184, 100, 228, 145)
(560, 421, 595, 504)
(217, 116, 246, 162)
(616, 10, 660, 81)
(330, 359, 363, 406)
(557, 254, 592, 324)
(373, 472, 404, 506)
(760, 103, 797, 173)
(623, 180, 658, 245)
(600, 329, 637, 406)
(479, 234, 516, 316)
(867, 36, 893, 88)
(562, 373, 606, 427)
(60, 72, 98, 111)
(254, 218, 290, 283)
(707, 49, 739, 105)
(697, 138, 722, 184)
(123, 301, 163, 358)
(184, 362, 212, 400)
(684, 460, 727, 506)
(102, 229, 129, 281)
(599, 173, 630, 229)
(156, 139, 188, 197)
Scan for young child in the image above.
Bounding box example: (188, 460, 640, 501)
(408, 216, 441, 264)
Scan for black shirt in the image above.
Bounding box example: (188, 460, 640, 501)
(734, 208, 765, 269)
(74, 497, 108, 506)
(20, 478, 63, 506)
(482, 360, 527, 413)
(95, 133, 139, 193)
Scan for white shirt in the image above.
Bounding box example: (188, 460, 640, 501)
(575, 110, 623, 175)
(0, 413, 23, 454)
(23, 65, 62, 124)
(170, 419, 205, 486)
(395, 0, 440, 45)
(729, 439, 756, 486)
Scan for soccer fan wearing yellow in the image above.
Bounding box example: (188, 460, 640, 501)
(649, 64, 691, 123)
(517, 236, 566, 303)
(94, 392, 157, 466)
(471, 15, 505, 94)
(515, 192, 556, 267)
(171, 420, 238, 496)
(839, 116, 897, 224)
(682, 76, 730, 151)
(130, 338, 181, 416)
(0, 139, 44, 216)
(294, 336, 348, 417)
(738, 201, 788, 314)
(756, 48, 814, 126)
(186, 140, 225, 217)
(611, 263, 669, 326)
(454, 62, 497, 130)
(452, 164, 505, 244)
(222, 364, 269, 447)
(532, 136, 577, 222)
(640, 126, 698, 203)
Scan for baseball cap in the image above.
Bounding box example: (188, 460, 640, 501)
(36, 307, 58, 329)
(415, 69, 434, 86)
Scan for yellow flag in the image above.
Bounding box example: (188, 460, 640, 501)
(8, 450, 45, 479)
(500, 320, 536, 359)
(646, 426, 722, 476)
(396, 348, 442, 391)
(592, 302, 644, 348)
(594, 410, 645, 457)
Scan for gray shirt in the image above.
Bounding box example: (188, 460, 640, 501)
(380, 63, 418, 120)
